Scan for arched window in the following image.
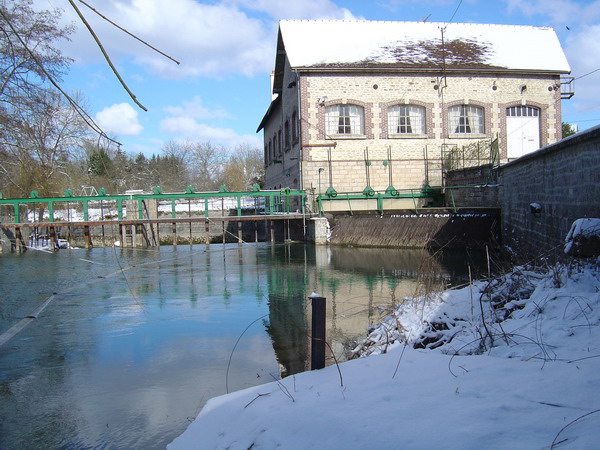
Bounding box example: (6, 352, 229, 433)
(388, 105, 425, 135)
(449, 105, 485, 134)
(325, 104, 364, 136)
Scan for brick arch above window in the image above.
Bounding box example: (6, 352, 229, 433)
(317, 99, 373, 140)
(380, 99, 434, 139)
(500, 100, 549, 154)
(443, 100, 492, 138)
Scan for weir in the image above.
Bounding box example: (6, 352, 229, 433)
(1, 185, 501, 253)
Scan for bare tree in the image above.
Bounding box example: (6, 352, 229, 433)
(0, 0, 73, 100)
(0, 0, 78, 197)
(189, 142, 227, 191)
(221, 143, 264, 191)
(0, 90, 90, 196)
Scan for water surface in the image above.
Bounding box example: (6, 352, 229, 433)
(0, 243, 483, 448)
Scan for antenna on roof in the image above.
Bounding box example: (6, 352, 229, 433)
(423, 14, 431, 22)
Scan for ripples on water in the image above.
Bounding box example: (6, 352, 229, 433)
(0, 243, 485, 448)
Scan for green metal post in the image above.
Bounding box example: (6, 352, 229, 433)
(83, 200, 89, 221)
(171, 199, 176, 219)
(449, 189, 457, 213)
(376, 194, 383, 213)
(138, 199, 143, 219)
(117, 199, 123, 220)
(411, 190, 419, 214)
(347, 193, 353, 216)
(204, 198, 209, 218)
(237, 195, 241, 217)
(49, 201, 54, 223)
(13, 203, 20, 224)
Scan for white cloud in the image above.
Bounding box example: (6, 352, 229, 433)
(564, 24, 600, 105)
(229, 0, 356, 20)
(160, 117, 262, 148)
(57, 0, 274, 78)
(160, 96, 261, 148)
(54, 0, 359, 80)
(96, 103, 143, 136)
(164, 97, 231, 121)
(504, 0, 600, 26)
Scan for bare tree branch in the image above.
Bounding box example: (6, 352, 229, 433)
(67, 0, 148, 112)
(77, 0, 180, 65)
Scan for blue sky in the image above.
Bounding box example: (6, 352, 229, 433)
(45, 0, 600, 156)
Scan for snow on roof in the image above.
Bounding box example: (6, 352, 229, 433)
(278, 20, 571, 73)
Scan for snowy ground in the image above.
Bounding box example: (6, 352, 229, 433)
(169, 261, 600, 449)
(23, 197, 264, 223)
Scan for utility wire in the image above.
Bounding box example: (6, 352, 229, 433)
(0, 5, 122, 146)
(67, 0, 148, 112)
(77, 0, 180, 65)
(574, 66, 600, 81)
(446, 0, 463, 28)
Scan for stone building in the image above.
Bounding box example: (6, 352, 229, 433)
(257, 20, 572, 209)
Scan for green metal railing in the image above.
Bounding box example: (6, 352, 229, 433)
(0, 187, 307, 225)
(316, 185, 444, 215)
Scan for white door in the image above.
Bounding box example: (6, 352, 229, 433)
(506, 106, 540, 159)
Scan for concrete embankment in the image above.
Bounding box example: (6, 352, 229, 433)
(326, 209, 500, 249)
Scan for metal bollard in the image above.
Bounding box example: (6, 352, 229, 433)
(310, 294, 326, 370)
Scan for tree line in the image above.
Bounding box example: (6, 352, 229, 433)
(0, 0, 263, 199)
(85, 141, 263, 195)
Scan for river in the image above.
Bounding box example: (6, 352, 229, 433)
(0, 243, 485, 448)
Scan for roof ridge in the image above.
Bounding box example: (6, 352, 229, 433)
(278, 19, 553, 30)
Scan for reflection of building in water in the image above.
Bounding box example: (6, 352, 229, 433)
(265, 244, 458, 376)
(263, 245, 311, 377)
(310, 246, 440, 362)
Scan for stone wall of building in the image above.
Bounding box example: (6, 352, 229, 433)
(294, 70, 562, 194)
(264, 57, 302, 191)
(499, 125, 600, 258)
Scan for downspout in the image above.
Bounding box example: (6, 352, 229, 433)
(294, 69, 303, 192)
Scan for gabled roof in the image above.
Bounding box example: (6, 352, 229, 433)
(273, 20, 570, 94)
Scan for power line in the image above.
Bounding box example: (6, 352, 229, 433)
(446, 0, 464, 27)
(574, 66, 600, 81)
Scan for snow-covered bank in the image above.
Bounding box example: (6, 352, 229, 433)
(169, 262, 600, 449)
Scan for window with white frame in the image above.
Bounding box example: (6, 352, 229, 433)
(388, 105, 425, 135)
(325, 105, 364, 136)
(449, 105, 485, 135)
(506, 105, 539, 117)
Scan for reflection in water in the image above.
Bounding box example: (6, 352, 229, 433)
(264, 245, 485, 372)
(0, 244, 483, 448)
